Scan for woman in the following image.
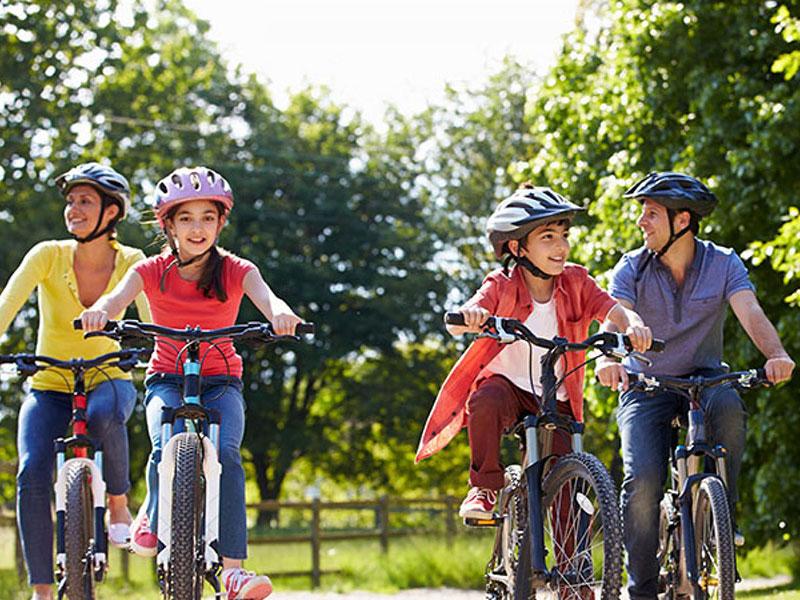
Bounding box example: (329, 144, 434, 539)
(0, 162, 150, 599)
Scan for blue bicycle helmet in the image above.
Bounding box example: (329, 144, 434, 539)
(623, 171, 717, 217)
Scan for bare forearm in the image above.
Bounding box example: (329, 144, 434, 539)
(739, 303, 788, 359)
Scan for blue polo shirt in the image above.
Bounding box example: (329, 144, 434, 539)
(609, 239, 755, 376)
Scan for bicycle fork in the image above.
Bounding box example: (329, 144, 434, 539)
(54, 389, 108, 597)
(518, 415, 585, 593)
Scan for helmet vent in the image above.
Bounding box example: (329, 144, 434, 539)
(171, 174, 183, 188)
(190, 172, 202, 190)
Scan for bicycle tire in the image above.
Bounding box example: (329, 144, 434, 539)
(515, 452, 622, 600)
(485, 465, 527, 600)
(165, 432, 205, 600)
(693, 477, 734, 600)
(64, 462, 96, 600)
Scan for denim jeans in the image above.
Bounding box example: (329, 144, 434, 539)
(616, 370, 746, 600)
(16, 379, 137, 584)
(142, 373, 248, 559)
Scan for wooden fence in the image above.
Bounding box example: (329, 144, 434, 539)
(2, 495, 461, 588)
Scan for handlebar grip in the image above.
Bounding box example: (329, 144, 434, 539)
(444, 312, 465, 326)
(649, 339, 666, 353)
(755, 367, 768, 380)
(72, 319, 117, 332)
(295, 322, 315, 335)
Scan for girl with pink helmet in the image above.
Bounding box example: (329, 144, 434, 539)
(81, 166, 304, 599)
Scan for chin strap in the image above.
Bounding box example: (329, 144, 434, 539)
(159, 238, 212, 292)
(503, 253, 552, 280)
(634, 209, 692, 284)
(71, 196, 119, 243)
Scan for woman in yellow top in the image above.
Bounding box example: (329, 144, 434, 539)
(0, 163, 150, 600)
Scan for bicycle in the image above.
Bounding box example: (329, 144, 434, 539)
(76, 318, 314, 600)
(0, 347, 149, 600)
(445, 312, 664, 600)
(627, 369, 770, 600)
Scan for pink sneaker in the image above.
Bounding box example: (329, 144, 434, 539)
(223, 568, 273, 600)
(129, 510, 157, 558)
(458, 486, 498, 519)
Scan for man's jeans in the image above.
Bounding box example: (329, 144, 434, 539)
(617, 372, 746, 599)
(16, 380, 136, 584)
(142, 374, 248, 559)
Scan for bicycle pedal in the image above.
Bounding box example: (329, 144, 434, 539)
(463, 515, 502, 527)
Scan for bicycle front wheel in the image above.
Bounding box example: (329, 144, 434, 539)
(516, 452, 622, 600)
(64, 462, 96, 600)
(693, 477, 735, 600)
(165, 433, 205, 600)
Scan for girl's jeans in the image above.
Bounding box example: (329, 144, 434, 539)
(17, 379, 136, 584)
(142, 374, 248, 559)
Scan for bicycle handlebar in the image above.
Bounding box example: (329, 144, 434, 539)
(0, 347, 150, 375)
(444, 312, 665, 356)
(629, 369, 770, 393)
(73, 318, 315, 342)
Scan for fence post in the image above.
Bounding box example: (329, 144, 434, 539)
(120, 546, 130, 582)
(445, 495, 456, 547)
(379, 495, 389, 553)
(310, 497, 321, 588)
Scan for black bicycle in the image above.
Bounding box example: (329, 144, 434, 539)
(0, 348, 149, 600)
(76, 318, 313, 600)
(628, 369, 770, 600)
(445, 312, 664, 600)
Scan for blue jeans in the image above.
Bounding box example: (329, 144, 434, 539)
(16, 380, 137, 584)
(617, 372, 746, 599)
(142, 374, 248, 559)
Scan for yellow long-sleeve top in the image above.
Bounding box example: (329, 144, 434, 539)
(0, 240, 151, 393)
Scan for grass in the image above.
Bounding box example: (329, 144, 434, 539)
(0, 533, 795, 598)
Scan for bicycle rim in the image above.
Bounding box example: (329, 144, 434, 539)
(165, 433, 205, 600)
(64, 462, 96, 600)
(693, 478, 735, 600)
(528, 452, 622, 600)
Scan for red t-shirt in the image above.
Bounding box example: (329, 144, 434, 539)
(135, 252, 256, 377)
(415, 264, 617, 462)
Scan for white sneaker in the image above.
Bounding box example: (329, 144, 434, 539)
(108, 522, 131, 548)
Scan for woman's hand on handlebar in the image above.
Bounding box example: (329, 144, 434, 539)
(625, 324, 653, 354)
(272, 311, 304, 336)
(79, 308, 110, 333)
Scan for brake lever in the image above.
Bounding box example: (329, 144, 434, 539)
(630, 352, 653, 367)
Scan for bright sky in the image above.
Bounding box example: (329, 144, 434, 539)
(182, 0, 580, 124)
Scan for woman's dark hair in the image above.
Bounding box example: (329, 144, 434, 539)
(161, 201, 229, 302)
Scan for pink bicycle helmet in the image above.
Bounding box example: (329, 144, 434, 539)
(151, 166, 234, 227)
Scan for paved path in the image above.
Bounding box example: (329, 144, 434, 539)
(271, 574, 793, 599)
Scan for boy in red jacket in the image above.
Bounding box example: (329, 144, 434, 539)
(416, 185, 652, 518)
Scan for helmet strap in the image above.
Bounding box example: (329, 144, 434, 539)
(71, 195, 119, 244)
(634, 209, 691, 284)
(159, 235, 212, 292)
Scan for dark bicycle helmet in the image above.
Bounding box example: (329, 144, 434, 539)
(623, 171, 717, 217)
(56, 162, 131, 243)
(487, 186, 583, 279)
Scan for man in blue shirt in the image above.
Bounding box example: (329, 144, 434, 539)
(596, 172, 794, 600)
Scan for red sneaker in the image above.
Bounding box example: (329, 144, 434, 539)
(458, 486, 498, 519)
(129, 510, 157, 558)
(223, 568, 273, 600)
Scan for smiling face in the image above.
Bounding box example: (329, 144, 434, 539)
(509, 219, 572, 276)
(636, 198, 691, 251)
(166, 199, 226, 260)
(63, 183, 118, 238)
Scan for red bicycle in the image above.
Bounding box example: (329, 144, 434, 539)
(0, 348, 149, 600)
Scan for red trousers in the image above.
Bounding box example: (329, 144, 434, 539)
(466, 374, 573, 489)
